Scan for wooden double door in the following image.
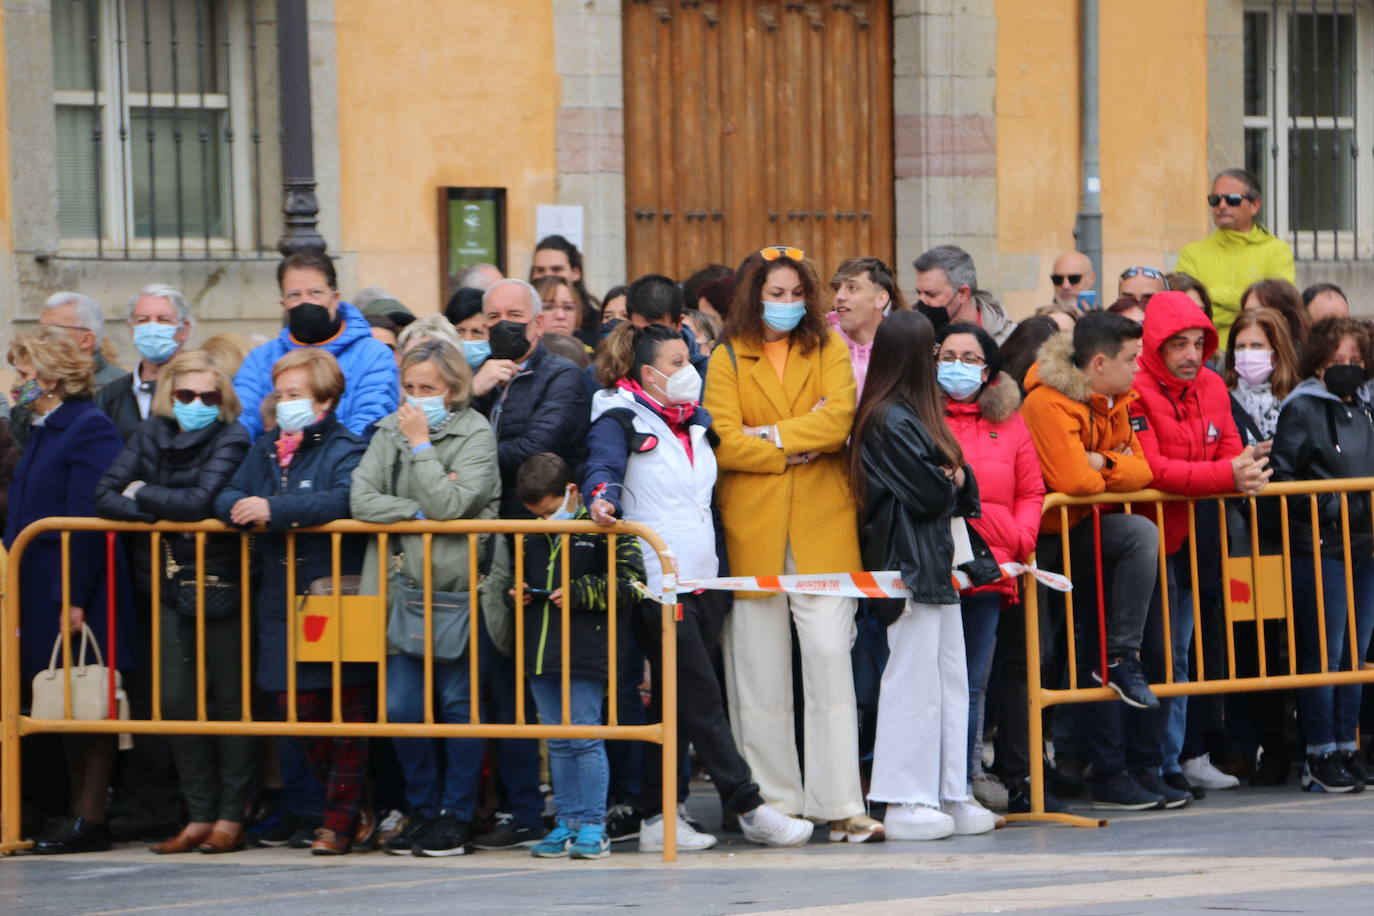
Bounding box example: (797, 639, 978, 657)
(624, 0, 894, 283)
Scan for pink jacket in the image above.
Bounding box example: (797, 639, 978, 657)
(944, 373, 1046, 599)
(828, 311, 873, 399)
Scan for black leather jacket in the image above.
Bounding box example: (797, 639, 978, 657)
(857, 403, 1000, 621)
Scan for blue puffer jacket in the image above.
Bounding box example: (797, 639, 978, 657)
(212, 412, 367, 693)
(233, 302, 399, 438)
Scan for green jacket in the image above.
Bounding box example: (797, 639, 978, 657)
(1175, 225, 1296, 346)
(350, 406, 514, 654)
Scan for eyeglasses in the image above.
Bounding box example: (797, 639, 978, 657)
(759, 245, 805, 262)
(936, 353, 986, 367)
(172, 389, 223, 407)
(1120, 266, 1165, 280)
(1208, 193, 1255, 207)
(1050, 274, 1083, 286)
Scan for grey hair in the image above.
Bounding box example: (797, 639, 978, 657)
(483, 277, 542, 318)
(397, 313, 462, 350)
(44, 292, 106, 342)
(126, 284, 192, 325)
(454, 263, 502, 292)
(1213, 168, 1262, 198)
(913, 245, 978, 293)
(351, 286, 391, 311)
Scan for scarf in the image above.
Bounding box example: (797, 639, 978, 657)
(616, 378, 696, 463)
(1233, 378, 1280, 441)
(275, 431, 305, 468)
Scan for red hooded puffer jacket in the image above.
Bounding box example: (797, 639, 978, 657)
(945, 373, 1046, 598)
(1130, 291, 1244, 553)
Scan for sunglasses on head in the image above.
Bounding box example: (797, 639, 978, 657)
(1120, 266, 1165, 281)
(172, 389, 223, 407)
(759, 245, 805, 262)
(1208, 193, 1255, 207)
(1050, 273, 1083, 286)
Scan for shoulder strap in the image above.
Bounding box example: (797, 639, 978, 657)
(724, 339, 737, 372)
(603, 407, 659, 454)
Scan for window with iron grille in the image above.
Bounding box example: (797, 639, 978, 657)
(52, 0, 266, 259)
(1243, 2, 1373, 261)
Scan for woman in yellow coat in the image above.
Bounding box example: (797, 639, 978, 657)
(704, 246, 881, 842)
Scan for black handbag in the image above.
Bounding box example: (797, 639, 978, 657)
(164, 539, 240, 619)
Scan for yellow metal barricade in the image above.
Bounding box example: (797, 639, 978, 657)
(1007, 478, 1374, 828)
(0, 518, 680, 860)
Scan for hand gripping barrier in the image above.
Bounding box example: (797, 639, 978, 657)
(1007, 478, 1374, 828)
(0, 518, 681, 860)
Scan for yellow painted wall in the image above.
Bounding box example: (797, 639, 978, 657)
(996, 0, 1211, 317)
(334, 0, 559, 314)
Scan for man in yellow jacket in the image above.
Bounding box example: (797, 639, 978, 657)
(1175, 168, 1295, 347)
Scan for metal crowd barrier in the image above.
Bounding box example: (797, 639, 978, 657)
(0, 518, 680, 860)
(1008, 478, 1374, 827)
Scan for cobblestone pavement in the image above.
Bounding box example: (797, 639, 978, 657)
(4, 785, 1374, 915)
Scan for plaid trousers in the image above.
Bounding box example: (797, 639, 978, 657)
(276, 683, 372, 836)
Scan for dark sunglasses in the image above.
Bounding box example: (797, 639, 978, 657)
(1120, 266, 1165, 280)
(1050, 273, 1083, 286)
(1208, 193, 1255, 207)
(172, 388, 223, 407)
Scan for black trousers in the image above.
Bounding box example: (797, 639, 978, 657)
(637, 590, 765, 817)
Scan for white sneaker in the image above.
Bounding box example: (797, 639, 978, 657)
(740, 804, 814, 848)
(882, 803, 954, 841)
(971, 771, 1009, 811)
(637, 812, 716, 852)
(941, 798, 998, 835)
(1182, 753, 1241, 789)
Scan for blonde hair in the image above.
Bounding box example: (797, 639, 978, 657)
(397, 313, 461, 351)
(199, 332, 252, 378)
(400, 338, 473, 411)
(271, 348, 345, 409)
(7, 326, 96, 400)
(150, 350, 242, 423)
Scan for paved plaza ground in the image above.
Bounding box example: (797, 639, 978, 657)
(4, 784, 1374, 915)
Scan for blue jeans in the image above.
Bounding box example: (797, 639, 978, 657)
(529, 675, 609, 829)
(386, 638, 490, 820)
(961, 592, 1001, 783)
(1161, 551, 1195, 774)
(1291, 555, 1374, 754)
(487, 654, 546, 829)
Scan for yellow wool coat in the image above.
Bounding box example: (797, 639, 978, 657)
(704, 329, 861, 598)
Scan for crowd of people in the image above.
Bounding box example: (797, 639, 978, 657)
(5, 168, 1374, 862)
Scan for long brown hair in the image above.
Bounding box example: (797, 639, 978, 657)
(847, 311, 963, 505)
(1242, 278, 1309, 344)
(1224, 307, 1300, 399)
(722, 249, 830, 353)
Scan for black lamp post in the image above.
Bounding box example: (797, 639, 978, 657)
(276, 0, 326, 254)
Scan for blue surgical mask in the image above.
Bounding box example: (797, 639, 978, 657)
(550, 485, 577, 521)
(172, 398, 219, 432)
(762, 301, 807, 333)
(133, 322, 180, 364)
(461, 339, 491, 370)
(406, 394, 450, 429)
(937, 361, 985, 401)
(275, 397, 316, 434)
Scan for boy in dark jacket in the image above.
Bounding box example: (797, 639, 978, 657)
(515, 453, 643, 861)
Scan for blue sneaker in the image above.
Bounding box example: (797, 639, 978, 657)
(530, 822, 575, 858)
(569, 823, 610, 860)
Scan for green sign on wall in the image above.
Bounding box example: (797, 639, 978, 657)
(439, 187, 506, 298)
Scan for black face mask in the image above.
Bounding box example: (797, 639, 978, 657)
(488, 320, 531, 361)
(601, 318, 623, 339)
(917, 301, 953, 332)
(1323, 364, 1367, 399)
(288, 303, 341, 344)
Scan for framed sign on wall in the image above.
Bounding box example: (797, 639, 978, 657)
(439, 187, 507, 301)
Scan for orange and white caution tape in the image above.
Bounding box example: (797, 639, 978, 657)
(669, 563, 1071, 599)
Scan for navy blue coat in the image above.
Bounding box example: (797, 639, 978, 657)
(3, 399, 133, 679)
(212, 413, 367, 693)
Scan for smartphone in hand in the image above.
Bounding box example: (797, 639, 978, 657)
(1076, 290, 1099, 312)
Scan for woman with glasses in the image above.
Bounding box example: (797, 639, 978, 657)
(703, 246, 883, 843)
(1271, 317, 1374, 794)
(533, 275, 595, 353)
(935, 322, 1045, 815)
(96, 351, 254, 854)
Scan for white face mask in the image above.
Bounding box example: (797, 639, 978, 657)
(275, 397, 316, 434)
(649, 363, 702, 405)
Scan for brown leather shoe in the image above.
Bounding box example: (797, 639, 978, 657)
(353, 804, 377, 850)
(309, 827, 350, 856)
(198, 823, 246, 854)
(150, 824, 212, 855)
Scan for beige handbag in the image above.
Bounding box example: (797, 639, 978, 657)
(30, 625, 132, 749)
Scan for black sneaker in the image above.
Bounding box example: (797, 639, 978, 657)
(383, 813, 434, 856)
(1338, 750, 1368, 790)
(1091, 769, 1165, 811)
(1093, 654, 1160, 709)
(1008, 779, 1070, 814)
(413, 810, 473, 857)
(1132, 768, 1191, 809)
(1303, 752, 1358, 793)
(471, 811, 545, 849)
(251, 812, 298, 848)
(1163, 771, 1205, 801)
(1049, 753, 1088, 798)
(287, 821, 320, 848)
(605, 804, 642, 843)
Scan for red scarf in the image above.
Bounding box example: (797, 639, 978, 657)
(616, 379, 695, 463)
(275, 431, 304, 468)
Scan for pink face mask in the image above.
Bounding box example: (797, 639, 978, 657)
(1234, 348, 1274, 386)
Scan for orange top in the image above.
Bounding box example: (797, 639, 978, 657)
(762, 337, 789, 381)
